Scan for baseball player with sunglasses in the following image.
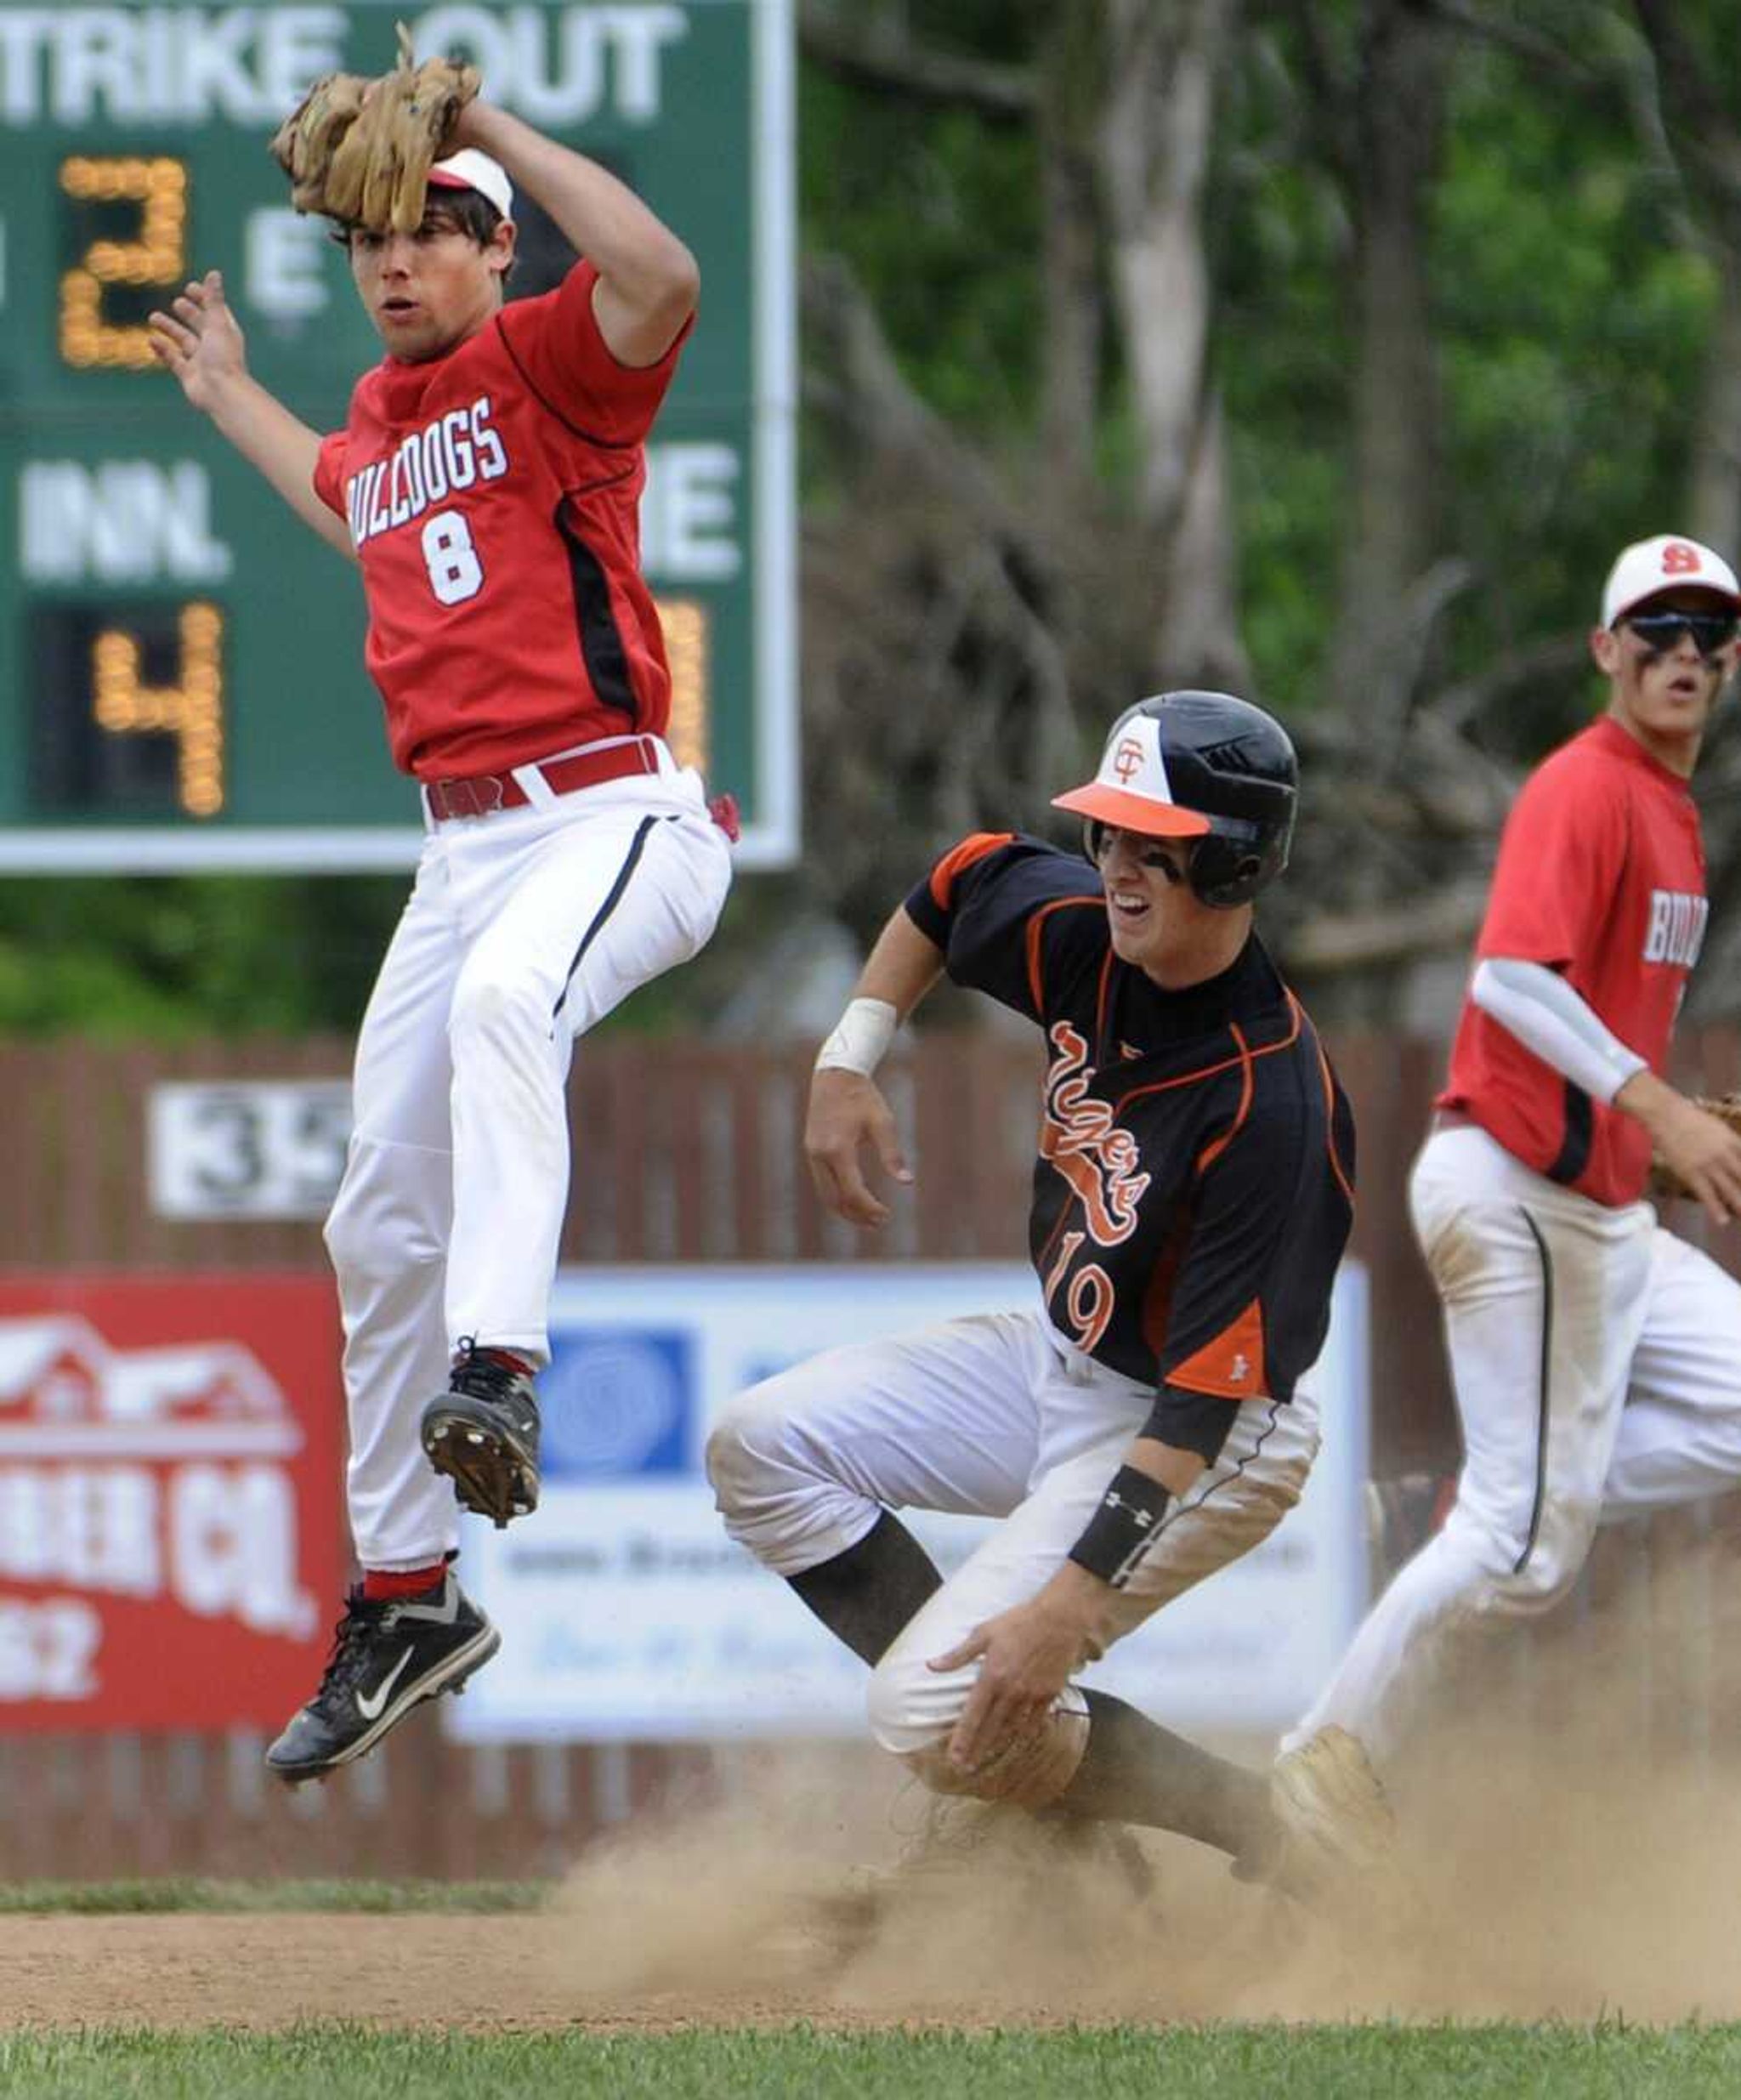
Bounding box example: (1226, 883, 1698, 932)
(149, 96, 733, 1780)
(709, 691, 1390, 1899)
(1280, 535, 1741, 1832)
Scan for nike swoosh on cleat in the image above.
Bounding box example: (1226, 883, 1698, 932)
(355, 1648, 414, 1722)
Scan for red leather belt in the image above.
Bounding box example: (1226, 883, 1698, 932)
(423, 735, 661, 822)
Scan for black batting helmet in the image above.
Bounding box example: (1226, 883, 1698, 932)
(1052, 690, 1298, 908)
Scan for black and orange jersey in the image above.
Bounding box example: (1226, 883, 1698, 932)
(905, 833, 1355, 1406)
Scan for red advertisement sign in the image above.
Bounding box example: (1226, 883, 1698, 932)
(0, 1275, 344, 1732)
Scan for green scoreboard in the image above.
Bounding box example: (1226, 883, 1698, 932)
(0, 0, 796, 869)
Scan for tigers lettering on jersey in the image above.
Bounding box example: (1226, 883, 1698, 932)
(1643, 889, 1708, 968)
(903, 834, 1355, 1404)
(345, 397, 511, 549)
(1040, 1022, 1151, 1243)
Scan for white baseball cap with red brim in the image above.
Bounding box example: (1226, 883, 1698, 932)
(427, 149, 513, 219)
(1052, 712, 1213, 839)
(1601, 534, 1741, 627)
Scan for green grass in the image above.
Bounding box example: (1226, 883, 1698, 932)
(0, 1879, 545, 1915)
(4, 2024, 1741, 2099)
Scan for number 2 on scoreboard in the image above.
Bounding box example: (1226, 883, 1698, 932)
(59, 155, 188, 371)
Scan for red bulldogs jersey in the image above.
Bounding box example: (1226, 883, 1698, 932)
(906, 835, 1355, 1407)
(314, 260, 689, 778)
(1440, 715, 1708, 1206)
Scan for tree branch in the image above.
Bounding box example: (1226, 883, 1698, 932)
(1277, 0, 1356, 183)
(1630, 0, 1738, 159)
(1428, 633, 1591, 734)
(1282, 876, 1492, 975)
(1630, 3, 1741, 249)
(1423, 0, 1627, 98)
(797, 2, 1035, 121)
(801, 252, 1015, 527)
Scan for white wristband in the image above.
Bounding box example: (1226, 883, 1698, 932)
(814, 996, 898, 1077)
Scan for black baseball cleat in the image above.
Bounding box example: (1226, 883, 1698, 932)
(265, 1571, 500, 1785)
(420, 1340, 541, 1528)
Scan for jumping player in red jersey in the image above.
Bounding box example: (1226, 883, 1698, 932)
(1281, 534, 1741, 1836)
(148, 103, 733, 1781)
(709, 692, 1390, 1897)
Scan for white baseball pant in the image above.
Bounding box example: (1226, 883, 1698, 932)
(1286, 1121, 1741, 1765)
(327, 746, 732, 1569)
(708, 1308, 1318, 1764)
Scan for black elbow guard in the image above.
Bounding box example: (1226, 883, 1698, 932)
(1142, 1382, 1239, 1464)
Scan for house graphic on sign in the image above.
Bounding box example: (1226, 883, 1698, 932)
(0, 1317, 303, 1459)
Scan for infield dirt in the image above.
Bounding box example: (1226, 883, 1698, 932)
(6, 1709, 1741, 2032)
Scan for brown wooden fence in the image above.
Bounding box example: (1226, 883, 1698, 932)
(1, 1026, 1738, 1878)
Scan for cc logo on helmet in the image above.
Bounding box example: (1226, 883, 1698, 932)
(1112, 737, 1146, 781)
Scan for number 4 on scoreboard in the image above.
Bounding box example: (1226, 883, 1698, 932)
(91, 603, 225, 819)
(30, 601, 227, 824)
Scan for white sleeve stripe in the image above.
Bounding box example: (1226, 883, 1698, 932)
(1469, 957, 1647, 1105)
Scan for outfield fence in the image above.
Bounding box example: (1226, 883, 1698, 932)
(1, 1025, 1738, 1877)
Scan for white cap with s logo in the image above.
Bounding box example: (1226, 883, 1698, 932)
(1602, 535, 1741, 627)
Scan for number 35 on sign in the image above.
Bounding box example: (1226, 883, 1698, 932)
(147, 1081, 353, 1222)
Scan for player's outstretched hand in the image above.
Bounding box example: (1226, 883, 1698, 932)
(148, 270, 248, 413)
(804, 1069, 913, 1228)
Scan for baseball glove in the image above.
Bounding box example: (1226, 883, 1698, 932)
(1647, 1093, 1741, 1201)
(268, 21, 480, 234)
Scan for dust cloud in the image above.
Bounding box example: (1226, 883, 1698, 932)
(547, 1545, 1741, 2025)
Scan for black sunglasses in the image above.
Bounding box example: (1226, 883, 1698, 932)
(1622, 610, 1739, 656)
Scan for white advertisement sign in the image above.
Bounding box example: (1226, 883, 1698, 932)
(148, 1081, 352, 1220)
(448, 1262, 1370, 1745)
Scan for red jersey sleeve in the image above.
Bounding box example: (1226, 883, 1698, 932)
(1477, 754, 1630, 971)
(313, 431, 348, 519)
(495, 259, 691, 445)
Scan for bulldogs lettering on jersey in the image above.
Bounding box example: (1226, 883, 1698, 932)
(314, 258, 688, 780)
(346, 397, 510, 548)
(1643, 889, 1708, 968)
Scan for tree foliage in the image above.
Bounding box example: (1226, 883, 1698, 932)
(14, 0, 1741, 1035)
(796, 0, 1741, 1017)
